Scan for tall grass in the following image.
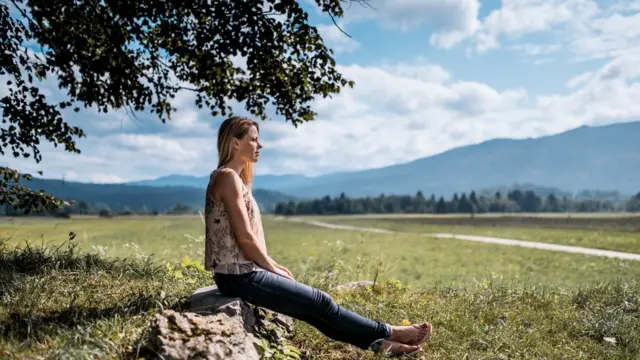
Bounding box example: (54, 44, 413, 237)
(0, 239, 201, 359)
(1, 216, 639, 359)
(1, 236, 638, 359)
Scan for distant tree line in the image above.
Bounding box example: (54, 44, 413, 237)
(0, 177, 291, 217)
(274, 190, 640, 215)
(0, 201, 199, 218)
(3, 186, 640, 218)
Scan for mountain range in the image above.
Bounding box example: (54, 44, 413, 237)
(16, 178, 296, 213)
(128, 121, 640, 198)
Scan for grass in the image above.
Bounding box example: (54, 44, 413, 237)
(304, 216, 640, 254)
(265, 220, 640, 290)
(0, 244, 215, 359)
(0, 215, 205, 263)
(3, 215, 639, 288)
(295, 281, 640, 359)
(300, 213, 640, 218)
(1, 215, 639, 359)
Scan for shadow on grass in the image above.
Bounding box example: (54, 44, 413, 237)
(1, 293, 175, 341)
(0, 239, 188, 346)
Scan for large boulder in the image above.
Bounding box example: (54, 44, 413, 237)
(146, 285, 294, 360)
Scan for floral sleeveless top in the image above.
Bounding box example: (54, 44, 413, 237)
(204, 167, 266, 274)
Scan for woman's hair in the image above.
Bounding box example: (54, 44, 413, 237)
(217, 116, 260, 186)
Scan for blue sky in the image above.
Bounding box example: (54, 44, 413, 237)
(3, 0, 640, 183)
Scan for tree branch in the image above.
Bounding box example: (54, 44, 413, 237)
(329, 0, 376, 38)
(328, 12, 351, 38)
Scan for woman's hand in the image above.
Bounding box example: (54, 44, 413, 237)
(272, 263, 295, 280)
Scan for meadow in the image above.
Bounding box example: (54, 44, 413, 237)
(1, 214, 639, 359)
(304, 214, 640, 254)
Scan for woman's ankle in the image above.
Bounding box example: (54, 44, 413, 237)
(383, 323, 393, 339)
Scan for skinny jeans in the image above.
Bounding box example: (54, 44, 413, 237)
(213, 270, 391, 350)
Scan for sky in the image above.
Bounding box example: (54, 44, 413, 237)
(4, 0, 640, 183)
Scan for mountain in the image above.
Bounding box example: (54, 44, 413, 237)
(128, 174, 208, 188)
(129, 121, 640, 198)
(17, 178, 296, 213)
(129, 173, 309, 191)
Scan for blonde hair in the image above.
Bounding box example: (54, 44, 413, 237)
(217, 116, 260, 186)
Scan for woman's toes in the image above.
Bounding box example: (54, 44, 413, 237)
(390, 321, 433, 345)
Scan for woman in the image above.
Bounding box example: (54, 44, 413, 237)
(205, 116, 432, 355)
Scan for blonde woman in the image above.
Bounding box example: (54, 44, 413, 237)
(205, 116, 432, 355)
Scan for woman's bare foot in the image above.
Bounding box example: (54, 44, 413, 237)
(389, 322, 432, 345)
(375, 340, 421, 356)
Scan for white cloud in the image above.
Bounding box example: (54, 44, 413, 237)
(366, 0, 482, 48)
(8, 51, 640, 181)
(317, 23, 361, 53)
(62, 171, 125, 184)
(311, 0, 481, 49)
(608, 0, 640, 12)
(89, 174, 127, 183)
(567, 10, 640, 60)
(115, 134, 210, 162)
(254, 53, 640, 176)
(310, 0, 638, 64)
(379, 62, 451, 83)
(472, 0, 599, 53)
(565, 71, 594, 88)
(511, 43, 562, 56)
(440, 0, 640, 62)
(3, 131, 217, 182)
(538, 53, 640, 124)
(5, 1, 640, 182)
(164, 90, 215, 134)
(530, 57, 555, 65)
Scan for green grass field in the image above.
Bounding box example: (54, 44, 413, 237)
(303, 215, 640, 254)
(2, 215, 639, 288)
(1, 215, 639, 359)
(0, 215, 206, 262)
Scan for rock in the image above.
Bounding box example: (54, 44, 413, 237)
(146, 285, 295, 360)
(255, 307, 295, 340)
(186, 285, 256, 331)
(148, 309, 260, 360)
(332, 280, 374, 292)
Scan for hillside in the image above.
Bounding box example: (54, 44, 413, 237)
(126, 121, 640, 198)
(129, 173, 309, 191)
(14, 178, 296, 213)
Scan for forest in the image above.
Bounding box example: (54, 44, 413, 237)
(274, 189, 640, 215)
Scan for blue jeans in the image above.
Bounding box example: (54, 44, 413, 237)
(214, 270, 392, 350)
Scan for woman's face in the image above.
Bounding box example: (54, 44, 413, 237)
(234, 125, 262, 163)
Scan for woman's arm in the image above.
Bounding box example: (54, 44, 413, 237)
(216, 170, 282, 274)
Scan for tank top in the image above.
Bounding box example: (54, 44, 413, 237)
(204, 166, 266, 274)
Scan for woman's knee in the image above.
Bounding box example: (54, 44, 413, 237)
(314, 289, 339, 313)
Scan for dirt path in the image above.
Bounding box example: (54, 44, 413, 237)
(288, 219, 640, 261)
